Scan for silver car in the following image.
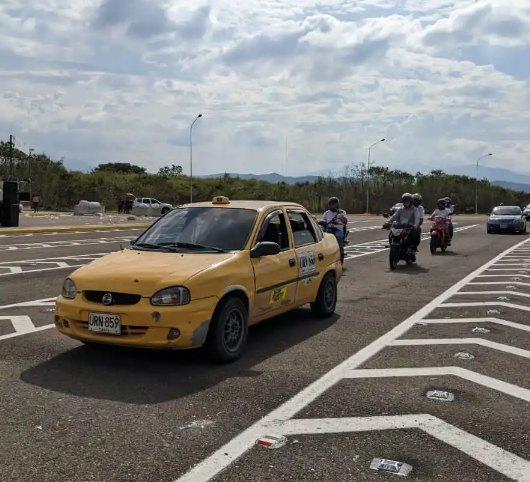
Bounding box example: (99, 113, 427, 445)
(487, 206, 527, 234)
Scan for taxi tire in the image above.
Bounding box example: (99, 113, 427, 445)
(206, 297, 249, 363)
(310, 272, 337, 318)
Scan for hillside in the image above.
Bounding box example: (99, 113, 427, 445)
(199, 167, 530, 191)
(199, 172, 320, 184)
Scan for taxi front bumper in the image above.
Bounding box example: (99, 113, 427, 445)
(55, 295, 218, 349)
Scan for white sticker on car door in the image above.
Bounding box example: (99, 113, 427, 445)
(298, 251, 316, 276)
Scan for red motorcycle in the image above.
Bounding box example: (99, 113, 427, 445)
(430, 216, 451, 253)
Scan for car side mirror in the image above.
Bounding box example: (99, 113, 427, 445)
(250, 241, 281, 258)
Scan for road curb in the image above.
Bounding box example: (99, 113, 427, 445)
(0, 224, 151, 235)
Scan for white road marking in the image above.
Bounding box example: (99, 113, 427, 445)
(391, 338, 530, 358)
(174, 237, 530, 482)
(344, 224, 478, 260)
(421, 317, 530, 333)
(0, 315, 35, 333)
(0, 228, 143, 238)
(344, 367, 530, 402)
(0, 224, 479, 277)
(0, 299, 56, 341)
(263, 415, 529, 480)
(442, 301, 530, 312)
(0, 236, 135, 251)
(0, 253, 109, 277)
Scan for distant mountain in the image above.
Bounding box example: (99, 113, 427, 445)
(492, 181, 530, 192)
(445, 165, 530, 185)
(199, 172, 320, 184)
(199, 166, 530, 191)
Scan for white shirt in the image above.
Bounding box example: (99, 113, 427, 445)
(417, 205, 425, 219)
(322, 209, 347, 228)
(432, 208, 452, 217)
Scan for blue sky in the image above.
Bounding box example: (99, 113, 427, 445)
(1, 0, 529, 176)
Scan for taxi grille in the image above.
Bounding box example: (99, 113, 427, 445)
(75, 320, 148, 337)
(84, 291, 141, 305)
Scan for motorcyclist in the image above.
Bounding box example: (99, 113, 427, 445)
(412, 193, 424, 250)
(321, 197, 348, 263)
(383, 193, 420, 250)
(430, 198, 453, 243)
(442, 196, 454, 238)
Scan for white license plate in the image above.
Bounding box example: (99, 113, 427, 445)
(500, 224, 508, 228)
(88, 312, 121, 335)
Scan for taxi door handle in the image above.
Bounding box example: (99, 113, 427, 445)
(318, 253, 324, 260)
(289, 258, 296, 267)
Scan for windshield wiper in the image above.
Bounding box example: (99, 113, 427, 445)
(158, 241, 227, 253)
(132, 242, 179, 252)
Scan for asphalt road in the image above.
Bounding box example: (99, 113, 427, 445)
(1, 215, 529, 482)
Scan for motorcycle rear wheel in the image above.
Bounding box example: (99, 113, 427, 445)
(430, 236, 438, 254)
(389, 245, 400, 270)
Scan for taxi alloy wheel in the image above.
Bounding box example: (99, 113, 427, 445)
(207, 297, 249, 363)
(310, 272, 337, 318)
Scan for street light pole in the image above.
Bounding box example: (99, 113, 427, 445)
(475, 152, 492, 214)
(365, 138, 385, 214)
(189, 113, 203, 203)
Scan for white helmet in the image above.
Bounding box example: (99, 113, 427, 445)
(401, 192, 413, 202)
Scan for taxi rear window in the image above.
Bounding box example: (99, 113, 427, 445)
(135, 207, 258, 251)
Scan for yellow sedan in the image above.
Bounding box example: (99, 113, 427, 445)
(55, 196, 342, 362)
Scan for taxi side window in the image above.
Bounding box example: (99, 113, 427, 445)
(287, 210, 318, 247)
(258, 211, 290, 251)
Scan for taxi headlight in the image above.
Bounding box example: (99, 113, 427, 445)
(151, 286, 191, 306)
(61, 278, 77, 299)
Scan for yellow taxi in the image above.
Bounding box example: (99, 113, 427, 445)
(55, 196, 343, 362)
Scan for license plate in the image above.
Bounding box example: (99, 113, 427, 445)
(88, 312, 121, 335)
(500, 224, 507, 228)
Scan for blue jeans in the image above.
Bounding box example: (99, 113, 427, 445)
(334, 228, 344, 261)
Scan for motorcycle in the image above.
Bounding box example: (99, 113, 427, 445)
(430, 216, 451, 254)
(384, 222, 416, 269)
(318, 219, 350, 246)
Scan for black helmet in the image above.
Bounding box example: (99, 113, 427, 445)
(328, 197, 340, 210)
(437, 198, 446, 208)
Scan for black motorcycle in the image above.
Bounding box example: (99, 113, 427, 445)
(383, 222, 416, 269)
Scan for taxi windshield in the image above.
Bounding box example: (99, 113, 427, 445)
(132, 207, 258, 252)
(492, 207, 521, 216)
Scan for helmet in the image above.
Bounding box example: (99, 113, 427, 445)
(413, 193, 422, 205)
(401, 192, 413, 202)
(437, 198, 446, 207)
(328, 197, 340, 210)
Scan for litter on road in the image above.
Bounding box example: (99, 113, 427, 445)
(426, 390, 455, 402)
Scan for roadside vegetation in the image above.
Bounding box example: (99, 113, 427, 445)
(1, 141, 527, 214)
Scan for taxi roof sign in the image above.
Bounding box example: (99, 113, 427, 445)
(212, 196, 230, 204)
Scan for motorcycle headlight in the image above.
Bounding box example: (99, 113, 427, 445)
(391, 228, 403, 236)
(150, 286, 190, 306)
(61, 278, 77, 299)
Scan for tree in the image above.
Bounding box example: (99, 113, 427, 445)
(93, 163, 146, 174)
(157, 164, 183, 178)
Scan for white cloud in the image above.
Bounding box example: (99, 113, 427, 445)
(0, 0, 529, 176)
